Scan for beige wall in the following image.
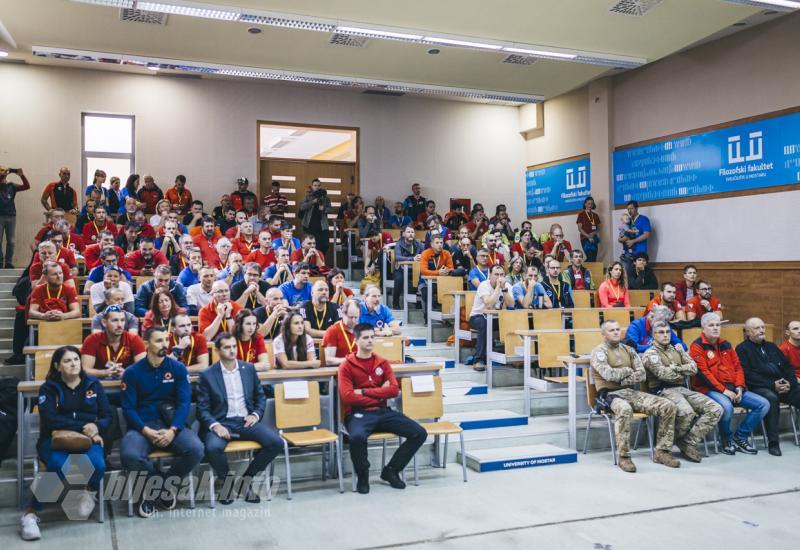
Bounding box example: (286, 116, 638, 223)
(524, 11, 800, 263)
(0, 63, 526, 264)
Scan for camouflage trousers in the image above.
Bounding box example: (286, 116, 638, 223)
(658, 386, 723, 447)
(609, 388, 676, 457)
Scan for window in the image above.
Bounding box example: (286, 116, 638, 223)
(81, 113, 135, 198)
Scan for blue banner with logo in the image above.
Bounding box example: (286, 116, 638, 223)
(613, 110, 800, 206)
(525, 155, 591, 217)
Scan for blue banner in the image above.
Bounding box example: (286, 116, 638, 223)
(525, 156, 591, 216)
(613, 110, 800, 206)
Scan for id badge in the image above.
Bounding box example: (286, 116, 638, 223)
(591, 225, 597, 231)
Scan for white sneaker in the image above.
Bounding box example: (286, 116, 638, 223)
(19, 512, 41, 541)
(77, 490, 97, 518)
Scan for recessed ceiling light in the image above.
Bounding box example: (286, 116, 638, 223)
(0, 51, 8, 58)
(247, 26, 261, 34)
(424, 36, 503, 50)
(733, 21, 747, 26)
(147, 64, 160, 71)
(427, 48, 440, 55)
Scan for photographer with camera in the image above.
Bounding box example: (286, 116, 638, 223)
(0, 166, 30, 268)
(299, 178, 332, 255)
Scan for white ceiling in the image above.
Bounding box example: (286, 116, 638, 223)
(0, 0, 791, 103)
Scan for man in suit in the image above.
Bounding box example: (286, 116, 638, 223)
(197, 332, 283, 504)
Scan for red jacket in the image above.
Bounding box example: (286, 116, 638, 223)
(84, 244, 125, 270)
(690, 334, 746, 394)
(338, 352, 398, 417)
(124, 250, 168, 275)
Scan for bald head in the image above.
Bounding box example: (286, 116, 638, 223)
(744, 317, 766, 344)
(312, 279, 329, 304)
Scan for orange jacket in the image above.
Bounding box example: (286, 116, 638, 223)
(419, 248, 454, 277)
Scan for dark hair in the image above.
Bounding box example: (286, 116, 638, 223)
(281, 312, 308, 361)
(661, 282, 676, 292)
(124, 221, 141, 231)
(201, 215, 215, 226)
(191, 200, 203, 207)
(606, 261, 628, 289)
(45, 345, 83, 382)
(683, 264, 697, 273)
(495, 204, 507, 215)
(149, 288, 180, 324)
(696, 279, 711, 289)
(353, 323, 374, 340)
(326, 268, 346, 296)
(143, 325, 168, 342)
(268, 214, 282, 224)
(582, 196, 596, 210)
(271, 181, 280, 188)
(138, 236, 154, 245)
(626, 200, 639, 209)
(125, 174, 140, 195)
(280, 221, 293, 231)
(233, 309, 258, 341)
(100, 247, 118, 260)
(295, 262, 312, 274)
(175, 174, 186, 184)
(425, 200, 436, 208)
(302, 234, 316, 243)
(633, 252, 649, 262)
(214, 331, 235, 349)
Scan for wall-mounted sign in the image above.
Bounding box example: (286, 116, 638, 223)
(525, 154, 591, 217)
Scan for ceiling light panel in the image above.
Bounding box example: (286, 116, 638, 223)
(31, 46, 542, 105)
(135, 1, 240, 20)
(720, 0, 800, 10)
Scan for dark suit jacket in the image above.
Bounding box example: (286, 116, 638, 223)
(736, 339, 797, 391)
(196, 361, 266, 431)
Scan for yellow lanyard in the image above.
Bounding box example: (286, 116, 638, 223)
(432, 254, 441, 271)
(550, 279, 562, 302)
(247, 293, 258, 310)
(160, 318, 172, 332)
(46, 285, 63, 300)
(313, 304, 327, 330)
(489, 252, 498, 265)
(339, 321, 355, 353)
(265, 308, 278, 339)
(105, 342, 125, 364)
(586, 211, 596, 225)
(610, 279, 622, 302)
(172, 334, 195, 364)
(238, 338, 255, 362)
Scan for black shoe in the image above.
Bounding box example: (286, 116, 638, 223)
(243, 488, 261, 504)
(3, 263, 12, 269)
(733, 438, 758, 455)
(380, 466, 406, 490)
(156, 488, 177, 510)
(720, 440, 736, 455)
(356, 471, 370, 494)
(137, 499, 156, 518)
(768, 443, 782, 456)
(3, 354, 24, 365)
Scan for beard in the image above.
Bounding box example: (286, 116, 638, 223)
(155, 348, 168, 357)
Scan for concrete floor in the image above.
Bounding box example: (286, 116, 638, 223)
(1, 444, 798, 550)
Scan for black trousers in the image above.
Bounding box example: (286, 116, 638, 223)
(345, 409, 427, 474)
(12, 309, 26, 356)
(749, 385, 800, 444)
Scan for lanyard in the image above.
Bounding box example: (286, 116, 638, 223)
(476, 268, 488, 281)
(265, 308, 278, 339)
(160, 318, 172, 332)
(585, 211, 596, 225)
(550, 279, 562, 303)
(46, 285, 63, 300)
(610, 279, 622, 302)
(489, 252, 499, 265)
(339, 321, 355, 353)
(431, 254, 441, 271)
(313, 304, 327, 330)
(238, 338, 255, 362)
(105, 342, 125, 364)
(247, 293, 258, 310)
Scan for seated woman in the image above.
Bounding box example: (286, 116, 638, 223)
(510, 229, 536, 258)
(19, 346, 111, 541)
(327, 268, 353, 306)
(232, 309, 270, 370)
(272, 312, 320, 369)
(597, 261, 631, 308)
(506, 256, 525, 287)
(142, 287, 185, 332)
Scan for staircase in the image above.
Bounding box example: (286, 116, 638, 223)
(0, 268, 22, 371)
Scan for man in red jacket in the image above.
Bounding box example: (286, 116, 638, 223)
(689, 312, 769, 455)
(338, 323, 427, 494)
(124, 237, 168, 276)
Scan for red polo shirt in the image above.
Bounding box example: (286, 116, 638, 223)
(169, 332, 208, 367)
(322, 321, 356, 359)
(82, 220, 119, 244)
(779, 340, 800, 378)
(30, 284, 78, 313)
(244, 248, 276, 270)
(685, 295, 722, 317)
(81, 331, 146, 370)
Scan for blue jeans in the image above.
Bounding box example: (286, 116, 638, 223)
(31, 438, 106, 510)
(706, 390, 770, 441)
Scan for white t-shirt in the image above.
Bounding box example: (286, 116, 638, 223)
(187, 283, 213, 308)
(469, 279, 512, 318)
(272, 333, 315, 358)
(90, 281, 134, 309)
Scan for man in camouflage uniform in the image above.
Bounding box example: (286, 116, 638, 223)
(643, 321, 723, 463)
(590, 320, 680, 472)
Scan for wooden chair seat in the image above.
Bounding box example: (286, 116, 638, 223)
(282, 429, 338, 447)
(148, 450, 176, 459)
(367, 431, 397, 441)
(418, 421, 462, 435)
(224, 440, 262, 453)
(543, 375, 586, 385)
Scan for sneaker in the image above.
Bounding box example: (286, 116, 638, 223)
(617, 456, 636, 473)
(77, 490, 97, 518)
(137, 500, 156, 518)
(653, 450, 680, 468)
(733, 438, 758, 455)
(380, 466, 406, 489)
(768, 442, 782, 457)
(19, 512, 41, 541)
(472, 363, 486, 372)
(720, 440, 736, 455)
(4, 354, 25, 366)
(4, 263, 14, 269)
(243, 488, 261, 504)
(156, 488, 177, 510)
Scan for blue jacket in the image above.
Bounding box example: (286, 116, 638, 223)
(38, 375, 112, 440)
(121, 356, 191, 432)
(624, 317, 686, 353)
(135, 279, 188, 317)
(196, 361, 265, 431)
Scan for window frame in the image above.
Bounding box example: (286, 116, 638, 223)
(81, 112, 136, 202)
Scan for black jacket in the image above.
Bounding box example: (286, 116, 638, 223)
(628, 267, 659, 290)
(196, 361, 266, 431)
(736, 339, 797, 391)
(38, 376, 112, 440)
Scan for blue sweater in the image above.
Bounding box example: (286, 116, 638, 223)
(121, 356, 191, 432)
(624, 317, 686, 353)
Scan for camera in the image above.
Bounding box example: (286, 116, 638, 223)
(8, 168, 19, 174)
(312, 188, 327, 197)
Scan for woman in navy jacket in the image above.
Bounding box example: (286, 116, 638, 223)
(19, 346, 111, 541)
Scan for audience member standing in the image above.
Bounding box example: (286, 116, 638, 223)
(0, 166, 30, 268)
(41, 167, 78, 215)
(576, 196, 600, 262)
(299, 179, 332, 255)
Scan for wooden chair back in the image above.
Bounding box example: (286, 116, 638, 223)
(632, 307, 645, 319)
(266, 340, 276, 370)
(464, 292, 476, 318)
(499, 310, 531, 355)
(572, 290, 594, 309)
(400, 376, 443, 420)
(385, 229, 401, 241)
(275, 382, 321, 430)
(411, 261, 421, 288)
(681, 327, 702, 346)
(584, 262, 604, 286)
(436, 276, 463, 314)
(39, 319, 83, 346)
(574, 330, 604, 356)
(532, 309, 563, 330)
(536, 332, 571, 368)
(721, 325, 746, 347)
(585, 368, 598, 408)
(414, 230, 427, 243)
(34, 350, 56, 381)
(571, 309, 601, 330)
(309, 276, 325, 284)
(134, 275, 152, 290)
(602, 308, 633, 329)
(375, 336, 404, 363)
(628, 290, 654, 307)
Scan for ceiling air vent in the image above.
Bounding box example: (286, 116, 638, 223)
(362, 90, 405, 97)
(329, 33, 370, 48)
(608, 0, 662, 16)
(502, 54, 537, 66)
(119, 8, 169, 26)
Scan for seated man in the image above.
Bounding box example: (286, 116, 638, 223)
(186, 265, 216, 316)
(674, 264, 698, 305)
(303, 280, 339, 338)
(339, 323, 427, 494)
(560, 249, 595, 291)
(81, 204, 117, 244)
(169, 234, 195, 276)
(736, 317, 800, 457)
(82, 306, 146, 379)
(168, 313, 209, 374)
(468, 264, 514, 372)
(467, 248, 491, 291)
(89, 266, 134, 314)
(278, 262, 313, 306)
(125, 237, 168, 277)
(244, 230, 276, 270)
(541, 224, 572, 262)
(644, 282, 686, 323)
(156, 219, 182, 259)
(451, 235, 476, 277)
(134, 265, 188, 317)
(359, 285, 401, 336)
(115, 221, 141, 255)
(176, 247, 203, 288)
(685, 279, 723, 322)
(91, 287, 139, 334)
(198, 280, 242, 341)
(84, 230, 123, 271)
(512, 265, 551, 309)
(391, 225, 423, 310)
(120, 327, 204, 518)
(590, 320, 680, 472)
(624, 305, 685, 353)
(627, 252, 659, 290)
(541, 258, 574, 309)
(231, 262, 269, 310)
(197, 332, 283, 505)
(779, 320, 800, 379)
(271, 221, 300, 255)
(30, 241, 76, 289)
(322, 298, 360, 366)
(264, 247, 293, 287)
(231, 220, 256, 257)
(690, 313, 769, 455)
(289, 234, 327, 275)
(642, 321, 722, 463)
(28, 262, 80, 321)
(482, 232, 507, 267)
(417, 234, 453, 322)
(85, 247, 132, 293)
(192, 215, 221, 263)
(254, 287, 288, 340)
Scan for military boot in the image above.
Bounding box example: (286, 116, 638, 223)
(617, 456, 636, 473)
(654, 449, 680, 468)
(676, 441, 702, 463)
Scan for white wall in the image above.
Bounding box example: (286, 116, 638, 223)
(0, 63, 526, 262)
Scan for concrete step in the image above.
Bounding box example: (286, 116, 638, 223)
(0, 283, 15, 292)
(441, 380, 488, 397)
(443, 387, 525, 414)
(406, 342, 453, 360)
(462, 443, 577, 473)
(442, 409, 528, 430)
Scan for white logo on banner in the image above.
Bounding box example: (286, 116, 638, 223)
(565, 166, 587, 190)
(727, 131, 763, 164)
